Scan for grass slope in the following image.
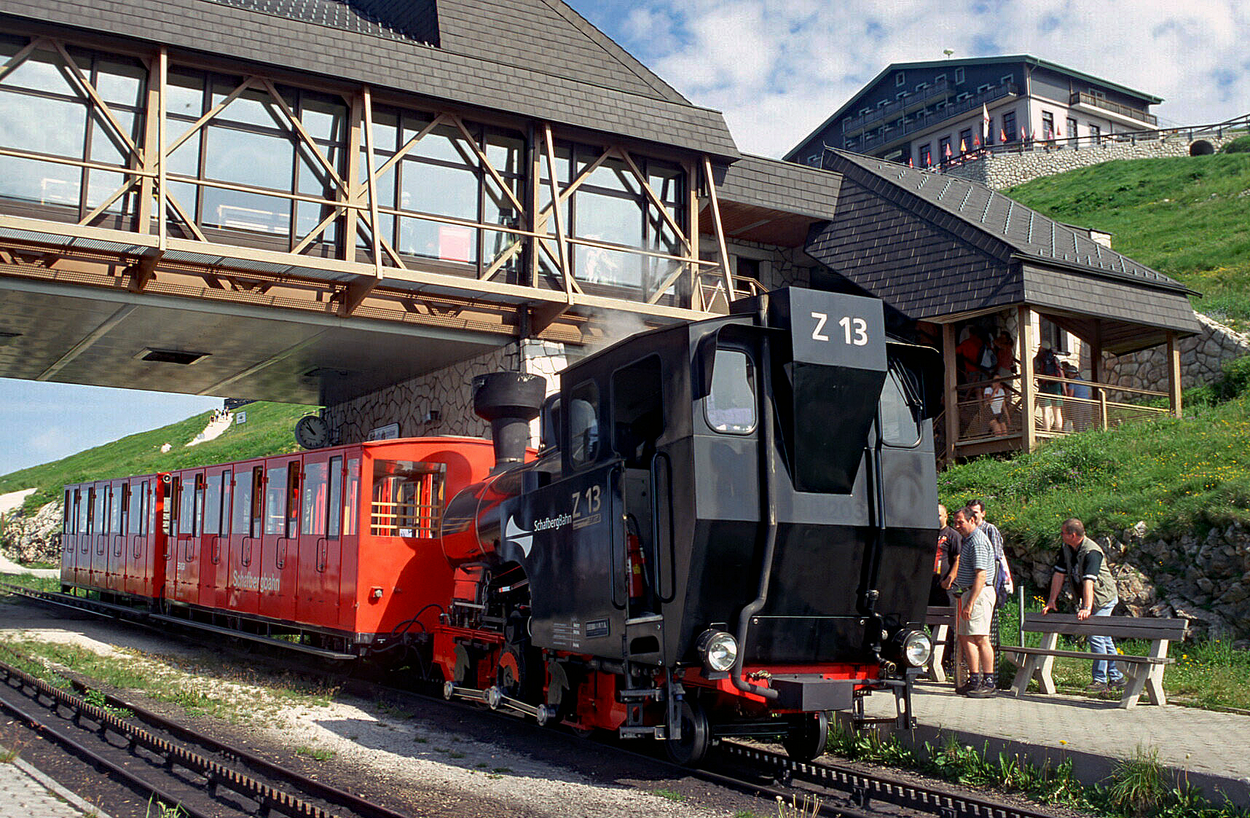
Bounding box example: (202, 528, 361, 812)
(940, 358, 1250, 558)
(0, 401, 313, 512)
(1004, 152, 1250, 331)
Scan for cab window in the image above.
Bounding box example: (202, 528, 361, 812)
(568, 381, 600, 467)
(706, 349, 756, 433)
(879, 365, 922, 447)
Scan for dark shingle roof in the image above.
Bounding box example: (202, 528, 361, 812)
(808, 150, 1200, 336)
(718, 155, 842, 220)
(2, 0, 738, 160)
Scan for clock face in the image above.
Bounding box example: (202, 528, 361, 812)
(295, 415, 329, 449)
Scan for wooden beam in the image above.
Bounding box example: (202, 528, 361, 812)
(361, 86, 384, 281)
(1019, 305, 1037, 452)
(702, 156, 734, 299)
(156, 48, 168, 250)
(942, 322, 958, 463)
(541, 123, 572, 298)
(1167, 331, 1182, 418)
(338, 279, 375, 317)
(126, 248, 162, 293)
(528, 301, 569, 335)
(685, 157, 699, 307)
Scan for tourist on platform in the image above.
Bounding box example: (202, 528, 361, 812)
(949, 507, 996, 698)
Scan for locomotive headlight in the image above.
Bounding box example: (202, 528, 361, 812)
(696, 629, 738, 673)
(897, 630, 933, 668)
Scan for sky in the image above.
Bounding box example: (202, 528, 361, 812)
(3, 0, 1249, 478)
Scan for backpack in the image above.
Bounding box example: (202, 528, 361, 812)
(993, 553, 1013, 608)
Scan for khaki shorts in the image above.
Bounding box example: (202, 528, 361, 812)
(957, 587, 996, 636)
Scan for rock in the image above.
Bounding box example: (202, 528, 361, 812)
(0, 501, 62, 566)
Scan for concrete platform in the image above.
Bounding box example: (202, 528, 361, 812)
(0, 746, 111, 818)
(863, 680, 1250, 808)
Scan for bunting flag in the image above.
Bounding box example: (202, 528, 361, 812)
(1001, 127, 1008, 143)
(959, 137, 967, 153)
(1021, 126, 1028, 142)
(907, 156, 914, 168)
(982, 103, 991, 143)
(944, 142, 952, 158)
(973, 134, 981, 148)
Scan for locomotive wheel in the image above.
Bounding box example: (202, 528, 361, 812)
(665, 700, 710, 766)
(782, 711, 829, 763)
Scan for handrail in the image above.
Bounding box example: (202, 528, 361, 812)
(1070, 92, 1157, 126)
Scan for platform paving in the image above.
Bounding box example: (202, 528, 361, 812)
(0, 746, 111, 818)
(862, 680, 1250, 808)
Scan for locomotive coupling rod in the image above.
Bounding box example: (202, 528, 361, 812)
(483, 686, 556, 726)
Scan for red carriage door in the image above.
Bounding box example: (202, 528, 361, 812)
(260, 456, 301, 622)
(92, 483, 110, 589)
(296, 452, 340, 628)
(109, 480, 129, 593)
(61, 487, 77, 587)
(229, 465, 264, 615)
(125, 478, 149, 596)
(200, 467, 231, 609)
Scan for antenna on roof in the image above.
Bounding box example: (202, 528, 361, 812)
(943, 49, 954, 59)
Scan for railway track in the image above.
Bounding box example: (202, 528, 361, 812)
(4, 584, 1069, 818)
(0, 656, 412, 818)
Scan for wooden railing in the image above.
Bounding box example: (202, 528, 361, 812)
(951, 373, 1169, 447)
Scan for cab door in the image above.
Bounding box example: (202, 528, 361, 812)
(108, 480, 129, 593)
(260, 456, 301, 622)
(199, 466, 232, 610)
(124, 477, 149, 597)
(228, 463, 264, 616)
(168, 471, 204, 605)
(91, 482, 109, 589)
(296, 452, 342, 629)
(60, 487, 79, 588)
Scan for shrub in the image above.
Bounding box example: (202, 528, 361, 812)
(1219, 134, 1250, 154)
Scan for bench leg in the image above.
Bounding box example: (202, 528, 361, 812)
(1035, 633, 1058, 694)
(1009, 654, 1035, 697)
(1118, 665, 1147, 708)
(1118, 640, 1171, 708)
(929, 624, 948, 683)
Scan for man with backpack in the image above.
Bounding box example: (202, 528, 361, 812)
(970, 499, 1013, 687)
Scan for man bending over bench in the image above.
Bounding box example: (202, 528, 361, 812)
(1042, 518, 1125, 692)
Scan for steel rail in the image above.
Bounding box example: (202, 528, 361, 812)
(0, 657, 410, 818)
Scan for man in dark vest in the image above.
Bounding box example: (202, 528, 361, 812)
(1042, 517, 1125, 691)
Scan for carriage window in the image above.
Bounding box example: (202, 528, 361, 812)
(879, 366, 922, 447)
(286, 462, 301, 538)
(220, 471, 232, 536)
(344, 458, 360, 536)
(233, 468, 254, 537)
(706, 349, 756, 433)
(138, 481, 150, 537)
(327, 457, 343, 539)
(119, 484, 131, 536)
(80, 488, 90, 534)
(63, 489, 73, 534)
(129, 482, 143, 536)
(204, 472, 222, 535)
(179, 476, 196, 535)
(568, 381, 600, 466)
(301, 460, 328, 536)
(194, 474, 206, 536)
(264, 465, 287, 536)
(107, 485, 120, 535)
(371, 460, 445, 537)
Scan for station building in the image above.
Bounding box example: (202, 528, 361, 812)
(0, 1, 1198, 461)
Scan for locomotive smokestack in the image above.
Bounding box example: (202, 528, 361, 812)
(472, 372, 547, 471)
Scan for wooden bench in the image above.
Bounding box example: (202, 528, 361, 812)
(1004, 613, 1189, 709)
(925, 606, 955, 683)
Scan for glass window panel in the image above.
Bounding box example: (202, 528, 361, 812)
(707, 349, 756, 433)
(649, 162, 683, 205)
(299, 93, 346, 143)
(399, 111, 433, 146)
(232, 469, 252, 536)
(0, 91, 88, 157)
(297, 142, 338, 195)
(108, 486, 121, 534)
(94, 59, 145, 108)
(413, 123, 475, 165)
(204, 126, 293, 190)
(264, 466, 287, 535)
(3, 50, 78, 96)
(0, 35, 22, 60)
(220, 471, 232, 536)
(485, 176, 520, 226)
(166, 180, 199, 218)
(370, 108, 399, 153)
(485, 130, 524, 177)
(213, 82, 286, 129)
(482, 229, 521, 275)
(89, 109, 135, 166)
(165, 71, 205, 118)
(166, 131, 200, 177)
(327, 456, 342, 539)
(343, 458, 359, 536)
(296, 201, 337, 245)
(128, 485, 143, 536)
(568, 381, 600, 466)
(880, 368, 922, 447)
(398, 217, 476, 262)
(401, 160, 478, 220)
(359, 148, 396, 201)
(179, 478, 195, 535)
(202, 187, 290, 235)
(301, 460, 328, 536)
(204, 473, 222, 535)
(648, 215, 682, 256)
(583, 155, 640, 196)
(86, 169, 134, 215)
(575, 244, 641, 288)
(574, 190, 643, 247)
(0, 154, 80, 207)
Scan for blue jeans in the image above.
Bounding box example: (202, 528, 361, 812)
(1090, 600, 1124, 683)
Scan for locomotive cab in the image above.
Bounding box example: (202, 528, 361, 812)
(448, 286, 940, 764)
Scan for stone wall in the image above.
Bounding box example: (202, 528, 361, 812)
(943, 133, 1239, 190)
(1102, 312, 1250, 392)
(1014, 521, 1250, 648)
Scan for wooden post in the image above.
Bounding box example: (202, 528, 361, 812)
(1167, 331, 1183, 418)
(685, 157, 699, 309)
(1090, 320, 1106, 430)
(942, 322, 958, 462)
(156, 48, 167, 250)
(1019, 306, 1036, 451)
(345, 94, 363, 263)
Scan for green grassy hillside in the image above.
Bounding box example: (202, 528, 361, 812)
(940, 357, 1250, 560)
(1004, 152, 1250, 332)
(0, 401, 313, 512)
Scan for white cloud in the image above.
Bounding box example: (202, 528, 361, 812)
(581, 0, 1250, 157)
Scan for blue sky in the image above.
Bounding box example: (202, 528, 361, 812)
(3, 0, 1249, 479)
